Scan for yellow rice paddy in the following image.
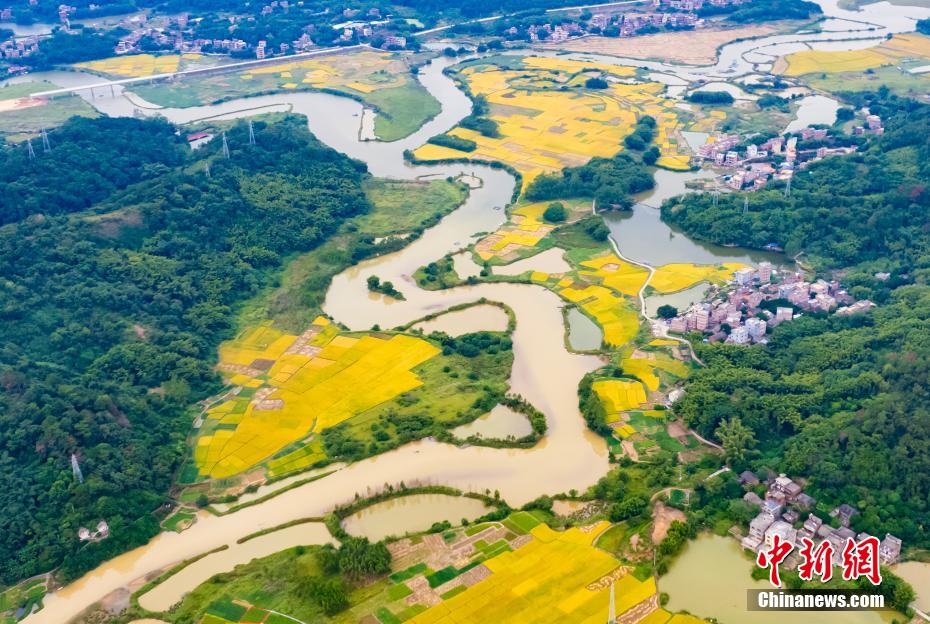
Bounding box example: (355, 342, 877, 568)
(475, 199, 585, 261)
(195, 319, 439, 479)
(593, 379, 648, 414)
(781, 33, 930, 76)
(76, 53, 189, 77)
(409, 522, 657, 624)
(413, 57, 690, 185)
(242, 49, 406, 94)
(649, 262, 746, 293)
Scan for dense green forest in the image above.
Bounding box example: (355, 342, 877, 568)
(698, 0, 822, 22)
(662, 93, 930, 279)
(666, 93, 930, 549)
(0, 115, 370, 583)
(525, 152, 654, 209)
(0, 117, 183, 225)
(675, 287, 930, 548)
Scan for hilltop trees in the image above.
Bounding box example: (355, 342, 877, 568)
(0, 116, 371, 583)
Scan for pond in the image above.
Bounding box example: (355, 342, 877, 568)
(785, 94, 840, 133)
(644, 282, 709, 318)
(566, 307, 603, 351)
(661, 534, 896, 624)
(412, 304, 509, 337)
(893, 561, 930, 612)
(341, 494, 492, 542)
(452, 404, 534, 440)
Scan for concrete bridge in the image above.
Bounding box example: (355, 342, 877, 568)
(30, 44, 366, 100)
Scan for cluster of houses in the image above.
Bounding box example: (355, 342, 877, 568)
(738, 471, 902, 568)
(503, 0, 754, 43)
(654, 0, 751, 10)
(853, 112, 884, 136)
(666, 263, 874, 344)
(0, 35, 38, 59)
(696, 126, 861, 191)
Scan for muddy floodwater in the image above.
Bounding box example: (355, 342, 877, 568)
(661, 534, 896, 624)
(452, 404, 534, 440)
(22, 0, 930, 620)
(412, 304, 509, 336)
(341, 494, 492, 542)
(137, 522, 334, 612)
(893, 561, 930, 612)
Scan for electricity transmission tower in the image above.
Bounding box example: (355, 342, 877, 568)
(743, 194, 749, 215)
(222, 132, 230, 159)
(784, 175, 792, 198)
(41, 128, 51, 153)
(204, 162, 211, 178)
(248, 120, 256, 145)
(711, 181, 720, 207)
(26, 138, 35, 160)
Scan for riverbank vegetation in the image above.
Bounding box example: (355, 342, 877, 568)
(412, 55, 693, 181)
(0, 114, 370, 584)
(662, 93, 930, 280)
(665, 94, 930, 551)
(128, 50, 441, 141)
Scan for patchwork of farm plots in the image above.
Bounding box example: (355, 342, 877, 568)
(779, 33, 930, 76)
(475, 199, 587, 262)
(196, 599, 292, 624)
(193, 318, 439, 479)
(412, 55, 691, 184)
(75, 53, 206, 77)
(189, 511, 695, 624)
(506, 248, 744, 348)
(401, 518, 657, 624)
(125, 50, 437, 140)
(649, 262, 747, 293)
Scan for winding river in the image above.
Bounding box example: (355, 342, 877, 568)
(20, 1, 930, 620)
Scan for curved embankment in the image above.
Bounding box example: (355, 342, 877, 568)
(24, 1, 930, 618)
(27, 55, 609, 624)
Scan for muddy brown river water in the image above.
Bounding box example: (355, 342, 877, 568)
(21, 1, 930, 619)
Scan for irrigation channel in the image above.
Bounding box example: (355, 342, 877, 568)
(21, 0, 930, 620)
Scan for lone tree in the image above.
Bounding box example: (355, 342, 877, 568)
(657, 304, 678, 319)
(543, 201, 567, 223)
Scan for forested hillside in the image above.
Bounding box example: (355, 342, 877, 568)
(0, 117, 184, 225)
(666, 93, 930, 549)
(675, 290, 930, 547)
(662, 93, 930, 277)
(0, 115, 370, 583)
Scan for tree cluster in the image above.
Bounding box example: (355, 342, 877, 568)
(0, 115, 370, 583)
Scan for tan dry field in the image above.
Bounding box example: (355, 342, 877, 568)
(539, 25, 777, 65)
(0, 96, 44, 114)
